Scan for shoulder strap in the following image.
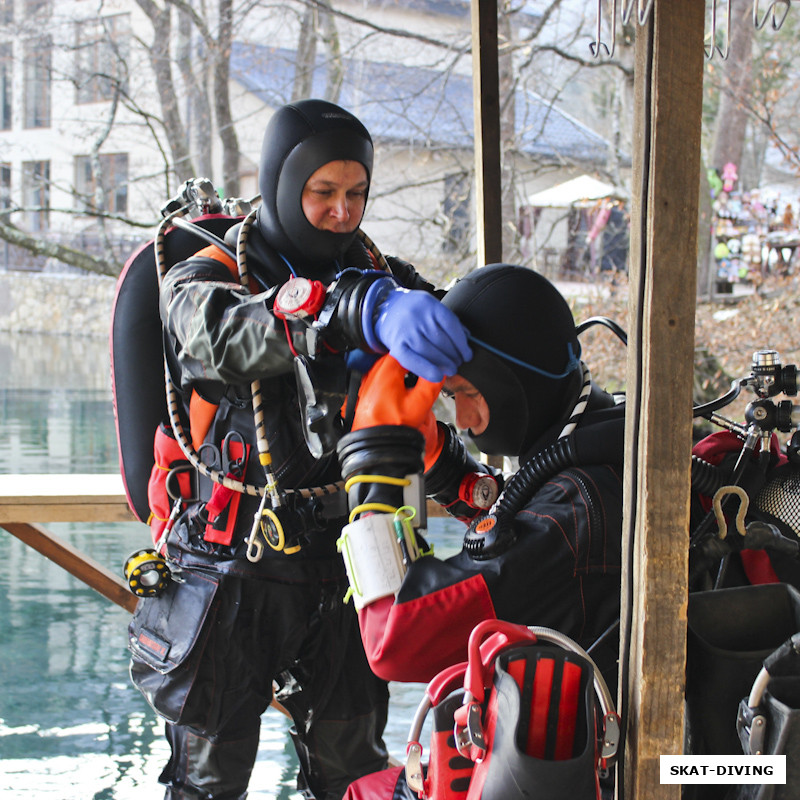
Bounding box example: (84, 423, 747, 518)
(192, 243, 261, 294)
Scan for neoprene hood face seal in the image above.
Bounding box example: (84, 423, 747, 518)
(442, 264, 581, 456)
(257, 99, 374, 269)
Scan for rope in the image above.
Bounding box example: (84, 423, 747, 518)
(235, 208, 282, 509)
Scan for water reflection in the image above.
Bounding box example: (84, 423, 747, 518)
(0, 332, 457, 798)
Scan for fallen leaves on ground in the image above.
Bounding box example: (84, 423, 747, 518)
(569, 274, 800, 429)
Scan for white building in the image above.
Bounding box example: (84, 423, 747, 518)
(0, 0, 624, 279)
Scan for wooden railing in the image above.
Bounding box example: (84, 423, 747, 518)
(0, 473, 446, 615)
(0, 473, 139, 613)
(0, 472, 443, 730)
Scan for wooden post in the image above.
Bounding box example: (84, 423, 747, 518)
(471, 0, 502, 266)
(620, 3, 706, 798)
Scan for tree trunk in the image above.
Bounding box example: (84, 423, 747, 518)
(136, 0, 195, 187)
(709, 0, 754, 182)
(214, 0, 239, 198)
(177, 8, 213, 179)
(499, 2, 517, 263)
(293, 6, 317, 102)
(320, 0, 344, 103)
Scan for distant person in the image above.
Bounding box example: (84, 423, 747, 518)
(600, 201, 629, 276)
(782, 202, 795, 231)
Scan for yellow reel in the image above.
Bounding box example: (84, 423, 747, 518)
(123, 548, 172, 597)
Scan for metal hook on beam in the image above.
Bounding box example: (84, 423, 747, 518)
(590, 0, 616, 59)
(753, 0, 792, 30)
(705, 0, 732, 60)
(620, 0, 654, 25)
(636, 0, 654, 24)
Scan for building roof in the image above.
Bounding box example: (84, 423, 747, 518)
(231, 43, 625, 167)
(358, 0, 540, 25)
(362, 0, 472, 18)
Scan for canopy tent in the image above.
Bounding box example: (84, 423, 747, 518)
(528, 174, 628, 207)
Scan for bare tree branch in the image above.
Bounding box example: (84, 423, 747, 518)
(0, 219, 121, 276)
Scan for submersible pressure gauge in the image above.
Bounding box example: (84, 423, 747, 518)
(123, 548, 171, 597)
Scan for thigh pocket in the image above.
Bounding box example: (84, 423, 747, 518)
(128, 569, 228, 733)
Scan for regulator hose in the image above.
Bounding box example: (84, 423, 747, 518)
(463, 413, 625, 560)
(493, 435, 578, 520)
(690, 454, 726, 498)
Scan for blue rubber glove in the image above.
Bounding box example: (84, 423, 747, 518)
(361, 278, 472, 382)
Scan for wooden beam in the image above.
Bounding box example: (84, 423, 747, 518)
(2, 521, 139, 613)
(471, 0, 503, 266)
(620, 3, 706, 797)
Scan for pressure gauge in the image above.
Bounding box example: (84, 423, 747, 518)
(458, 472, 499, 510)
(274, 277, 326, 319)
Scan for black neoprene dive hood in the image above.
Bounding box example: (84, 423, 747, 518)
(442, 264, 582, 457)
(256, 99, 374, 269)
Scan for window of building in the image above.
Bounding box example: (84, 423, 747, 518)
(1, 0, 13, 26)
(1, 163, 11, 212)
(22, 160, 49, 231)
(442, 172, 471, 253)
(75, 14, 129, 104)
(75, 153, 128, 215)
(23, 36, 51, 128)
(1, 42, 11, 130)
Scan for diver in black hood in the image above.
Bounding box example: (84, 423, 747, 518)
(336, 261, 625, 689)
(335, 263, 626, 799)
(440, 263, 586, 457)
(254, 100, 375, 269)
(132, 99, 471, 800)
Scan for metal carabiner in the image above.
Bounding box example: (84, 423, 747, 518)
(165, 463, 197, 503)
(245, 492, 268, 562)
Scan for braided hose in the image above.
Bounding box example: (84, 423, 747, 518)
(488, 362, 592, 518)
(156, 203, 262, 496)
(357, 228, 390, 270)
(557, 361, 592, 439)
(236, 208, 282, 509)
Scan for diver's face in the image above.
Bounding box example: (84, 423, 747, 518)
(301, 160, 368, 233)
(442, 374, 490, 436)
